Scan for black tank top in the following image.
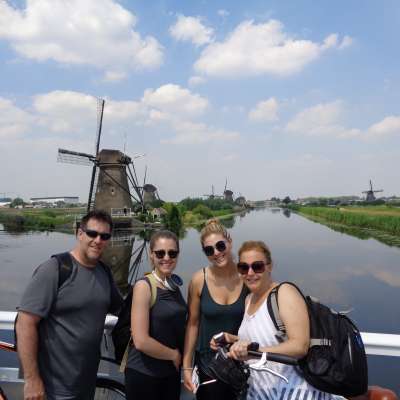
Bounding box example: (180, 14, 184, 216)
(197, 268, 248, 354)
(127, 279, 187, 377)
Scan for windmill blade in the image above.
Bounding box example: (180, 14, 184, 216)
(370, 180, 373, 191)
(142, 166, 147, 195)
(87, 165, 98, 212)
(57, 148, 94, 166)
(224, 178, 227, 192)
(95, 99, 105, 156)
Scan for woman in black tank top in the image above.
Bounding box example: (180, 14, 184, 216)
(183, 219, 248, 400)
(125, 230, 187, 400)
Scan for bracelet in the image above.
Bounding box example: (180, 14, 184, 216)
(182, 367, 193, 370)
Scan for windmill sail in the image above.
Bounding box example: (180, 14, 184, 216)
(57, 148, 94, 166)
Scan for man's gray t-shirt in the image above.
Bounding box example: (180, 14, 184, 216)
(18, 256, 122, 399)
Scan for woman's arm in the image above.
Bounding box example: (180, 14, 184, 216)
(230, 284, 310, 360)
(131, 280, 181, 369)
(182, 271, 203, 391)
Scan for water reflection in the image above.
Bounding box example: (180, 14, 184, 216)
(282, 208, 291, 218)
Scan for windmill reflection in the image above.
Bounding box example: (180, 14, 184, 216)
(101, 229, 150, 296)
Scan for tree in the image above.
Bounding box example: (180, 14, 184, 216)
(10, 197, 24, 208)
(282, 196, 291, 205)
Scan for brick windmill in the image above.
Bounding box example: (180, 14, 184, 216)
(362, 180, 383, 202)
(57, 99, 145, 221)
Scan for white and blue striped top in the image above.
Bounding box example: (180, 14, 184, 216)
(238, 298, 334, 400)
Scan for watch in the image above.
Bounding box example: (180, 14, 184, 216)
(248, 342, 260, 352)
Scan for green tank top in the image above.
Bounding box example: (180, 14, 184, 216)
(196, 268, 248, 354)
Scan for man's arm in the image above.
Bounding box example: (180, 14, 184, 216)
(16, 311, 46, 400)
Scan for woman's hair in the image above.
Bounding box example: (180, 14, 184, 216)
(238, 240, 272, 264)
(149, 230, 179, 252)
(200, 218, 231, 244)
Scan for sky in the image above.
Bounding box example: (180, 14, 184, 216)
(1, 0, 400, 202)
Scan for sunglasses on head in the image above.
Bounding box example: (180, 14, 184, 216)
(153, 249, 179, 259)
(202, 240, 227, 257)
(81, 227, 111, 241)
(237, 261, 267, 275)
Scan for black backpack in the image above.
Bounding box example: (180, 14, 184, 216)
(267, 282, 368, 397)
(111, 273, 157, 366)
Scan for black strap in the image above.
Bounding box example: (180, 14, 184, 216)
(267, 281, 306, 341)
(51, 252, 74, 289)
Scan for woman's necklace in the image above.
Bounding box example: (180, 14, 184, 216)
(151, 270, 174, 291)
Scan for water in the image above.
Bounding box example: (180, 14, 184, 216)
(1, 208, 399, 394)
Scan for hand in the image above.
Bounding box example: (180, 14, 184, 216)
(228, 340, 251, 361)
(183, 368, 195, 393)
(171, 348, 182, 371)
(24, 376, 46, 400)
(210, 332, 237, 351)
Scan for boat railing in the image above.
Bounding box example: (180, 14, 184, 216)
(1, 311, 400, 357)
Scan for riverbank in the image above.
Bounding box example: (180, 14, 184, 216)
(293, 205, 400, 245)
(0, 208, 83, 231)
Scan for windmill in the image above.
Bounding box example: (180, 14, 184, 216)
(57, 99, 145, 220)
(223, 178, 234, 202)
(140, 166, 161, 205)
(203, 185, 216, 199)
(235, 193, 246, 206)
(362, 180, 383, 202)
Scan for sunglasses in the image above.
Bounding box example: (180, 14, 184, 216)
(237, 261, 267, 275)
(202, 240, 227, 257)
(81, 227, 111, 241)
(153, 249, 179, 259)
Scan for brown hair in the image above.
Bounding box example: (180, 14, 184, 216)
(238, 240, 272, 264)
(200, 218, 231, 244)
(149, 230, 179, 252)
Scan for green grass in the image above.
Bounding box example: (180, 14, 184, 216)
(298, 206, 400, 237)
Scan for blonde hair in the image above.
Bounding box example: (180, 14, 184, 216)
(238, 240, 272, 264)
(200, 218, 231, 244)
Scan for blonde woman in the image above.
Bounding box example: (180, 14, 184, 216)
(183, 219, 248, 400)
(125, 230, 187, 400)
(216, 241, 333, 400)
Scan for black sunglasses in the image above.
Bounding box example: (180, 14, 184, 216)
(81, 227, 111, 241)
(202, 240, 227, 257)
(153, 249, 179, 259)
(237, 261, 267, 275)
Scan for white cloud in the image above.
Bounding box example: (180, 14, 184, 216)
(163, 120, 239, 144)
(286, 101, 361, 138)
(169, 14, 214, 46)
(367, 116, 400, 138)
(0, 98, 34, 138)
(194, 19, 350, 77)
(339, 35, 353, 49)
(142, 84, 209, 117)
(248, 98, 279, 122)
(217, 9, 230, 18)
(188, 76, 207, 87)
(0, 0, 163, 79)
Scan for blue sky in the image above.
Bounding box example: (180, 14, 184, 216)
(1, 0, 399, 202)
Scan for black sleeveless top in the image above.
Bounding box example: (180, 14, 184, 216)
(127, 281, 187, 377)
(196, 268, 248, 355)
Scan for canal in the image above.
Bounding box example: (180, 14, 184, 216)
(0, 208, 399, 394)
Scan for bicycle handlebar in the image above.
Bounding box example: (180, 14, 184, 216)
(0, 341, 16, 352)
(247, 350, 298, 366)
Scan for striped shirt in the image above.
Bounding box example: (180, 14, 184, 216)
(238, 298, 334, 400)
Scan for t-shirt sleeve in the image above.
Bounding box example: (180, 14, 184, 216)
(18, 258, 59, 318)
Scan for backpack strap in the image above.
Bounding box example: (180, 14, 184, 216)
(267, 281, 306, 343)
(51, 252, 74, 288)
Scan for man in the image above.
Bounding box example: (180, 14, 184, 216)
(16, 210, 123, 400)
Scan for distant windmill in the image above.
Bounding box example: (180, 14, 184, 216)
(57, 99, 145, 218)
(362, 180, 383, 202)
(223, 178, 234, 202)
(203, 185, 216, 199)
(141, 166, 161, 205)
(235, 193, 246, 206)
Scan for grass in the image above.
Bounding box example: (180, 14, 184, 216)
(298, 206, 400, 238)
(0, 207, 84, 231)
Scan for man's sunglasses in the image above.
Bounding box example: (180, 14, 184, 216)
(202, 240, 227, 257)
(81, 227, 112, 241)
(153, 249, 179, 259)
(237, 261, 267, 275)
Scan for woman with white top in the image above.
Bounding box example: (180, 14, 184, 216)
(212, 240, 332, 400)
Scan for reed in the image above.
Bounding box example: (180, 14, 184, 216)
(299, 207, 400, 236)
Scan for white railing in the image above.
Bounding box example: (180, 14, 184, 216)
(1, 311, 400, 357)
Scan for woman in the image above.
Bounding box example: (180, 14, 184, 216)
(125, 230, 187, 400)
(183, 219, 248, 400)
(215, 240, 332, 400)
